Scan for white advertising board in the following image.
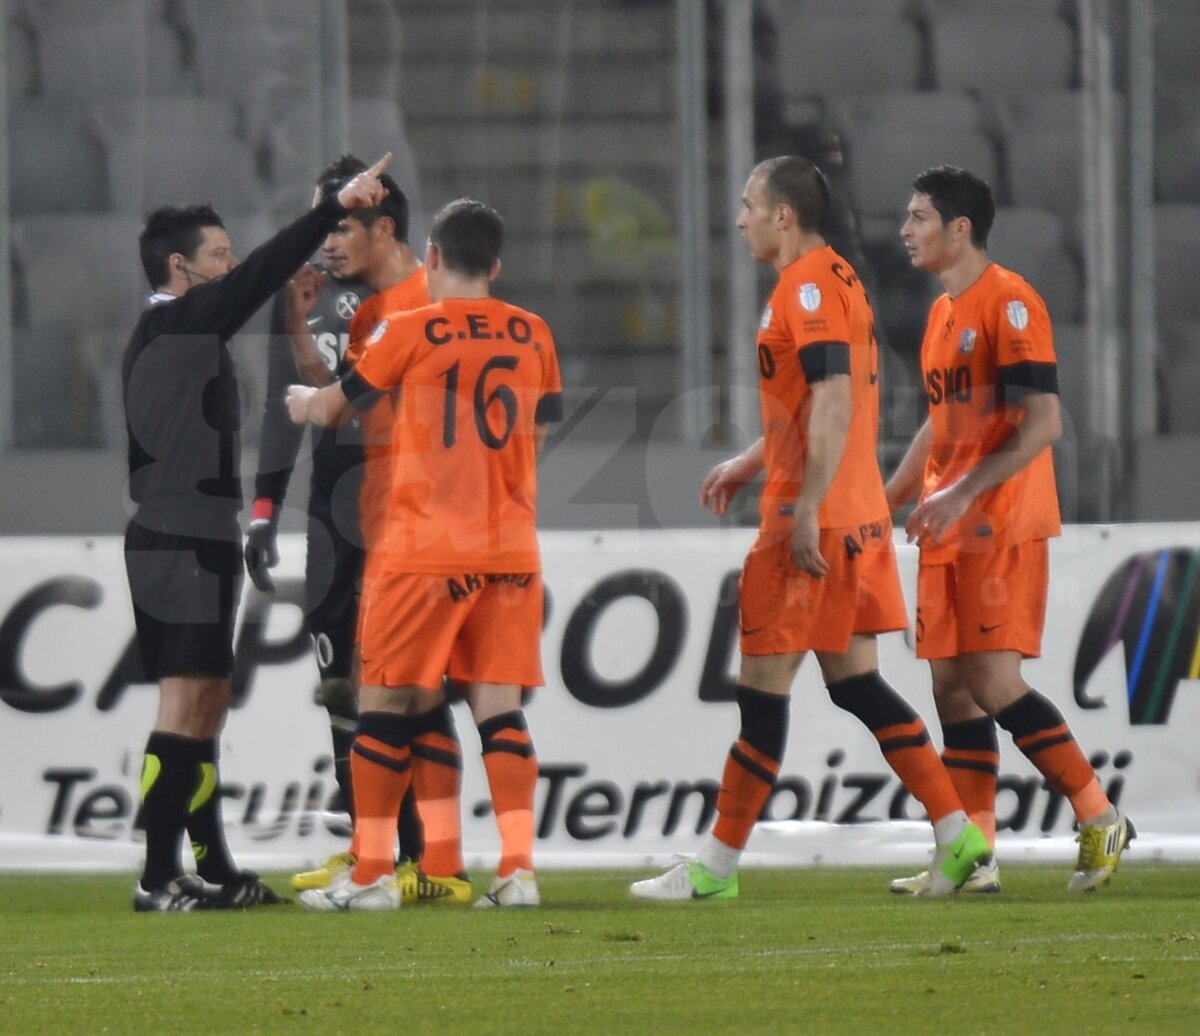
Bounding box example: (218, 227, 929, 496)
(2, 526, 1198, 872)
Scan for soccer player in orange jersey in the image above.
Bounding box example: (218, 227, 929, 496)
(262, 162, 474, 904)
(887, 166, 1133, 894)
(631, 156, 989, 902)
(288, 198, 562, 911)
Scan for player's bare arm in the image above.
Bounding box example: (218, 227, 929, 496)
(791, 374, 851, 577)
(286, 381, 350, 428)
(284, 264, 334, 386)
(885, 417, 933, 512)
(907, 390, 1062, 545)
(700, 437, 765, 515)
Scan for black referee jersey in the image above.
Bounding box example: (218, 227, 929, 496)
(122, 196, 348, 536)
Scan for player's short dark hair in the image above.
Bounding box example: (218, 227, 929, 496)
(323, 167, 410, 244)
(912, 165, 995, 248)
(139, 203, 224, 289)
(429, 198, 504, 277)
(316, 153, 367, 190)
(754, 155, 830, 233)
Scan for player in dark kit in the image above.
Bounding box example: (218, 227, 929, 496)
(244, 155, 428, 893)
(122, 153, 394, 912)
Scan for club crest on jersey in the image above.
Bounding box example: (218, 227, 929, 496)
(1006, 300, 1029, 331)
(959, 328, 977, 355)
(368, 319, 388, 344)
(798, 283, 822, 313)
(336, 292, 362, 320)
(759, 305, 773, 330)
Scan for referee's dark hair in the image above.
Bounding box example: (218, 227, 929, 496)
(912, 165, 996, 249)
(429, 198, 504, 277)
(754, 155, 830, 234)
(139, 204, 225, 290)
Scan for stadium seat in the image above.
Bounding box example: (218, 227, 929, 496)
(93, 97, 242, 148)
(774, 12, 924, 123)
(10, 322, 100, 447)
(843, 122, 999, 218)
(182, 0, 319, 125)
(1006, 127, 1081, 220)
(987, 207, 1082, 323)
(6, 7, 37, 99)
(105, 129, 263, 214)
(1051, 321, 1089, 435)
(764, 0, 912, 16)
(930, 8, 1076, 93)
(35, 12, 188, 98)
(1158, 322, 1200, 434)
(409, 118, 677, 175)
(827, 91, 982, 141)
(1154, 205, 1200, 323)
(1155, 101, 1200, 204)
(8, 100, 111, 213)
(11, 213, 143, 332)
(1002, 90, 1127, 220)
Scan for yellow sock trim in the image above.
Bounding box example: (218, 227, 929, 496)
(140, 754, 162, 800)
(188, 762, 217, 814)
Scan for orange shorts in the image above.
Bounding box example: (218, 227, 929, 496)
(915, 540, 1048, 660)
(358, 570, 544, 690)
(739, 520, 908, 656)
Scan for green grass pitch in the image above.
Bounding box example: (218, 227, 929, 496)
(2, 864, 1197, 1034)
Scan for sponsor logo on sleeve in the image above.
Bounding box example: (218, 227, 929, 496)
(368, 319, 388, 344)
(798, 283, 822, 313)
(759, 305, 773, 330)
(1006, 300, 1029, 331)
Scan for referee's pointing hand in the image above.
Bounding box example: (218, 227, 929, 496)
(336, 152, 393, 210)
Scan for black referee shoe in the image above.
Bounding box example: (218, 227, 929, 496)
(211, 871, 289, 909)
(133, 874, 217, 912)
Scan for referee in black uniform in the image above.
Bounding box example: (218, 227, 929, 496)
(122, 153, 393, 912)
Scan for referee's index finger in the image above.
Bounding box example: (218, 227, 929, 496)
(365, 152, 393, 177)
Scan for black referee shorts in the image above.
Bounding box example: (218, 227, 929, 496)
(124, 519, 242, 680)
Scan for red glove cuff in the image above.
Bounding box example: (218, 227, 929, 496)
(251, 498, 275, 522)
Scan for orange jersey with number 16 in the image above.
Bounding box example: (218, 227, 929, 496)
(346, 296, 562, 573)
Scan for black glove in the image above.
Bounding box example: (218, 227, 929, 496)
(244, 500, 280, 593)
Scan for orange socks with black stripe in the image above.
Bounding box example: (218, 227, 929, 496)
(995, 690, 1111, 824)
(478, 711, 538, 877)
(349, 711, 412, 885)
(826, 671, 963, 825)
(409, 702, 465, 878)
(941, 716, 1000, 847)
(710, 686, 788, 858)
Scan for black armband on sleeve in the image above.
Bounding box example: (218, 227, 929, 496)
(535, 391, 563, 424)
(997, 360, 1059, 406)
(340, 368, 378, 407)
(798, 341, 850, 383)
